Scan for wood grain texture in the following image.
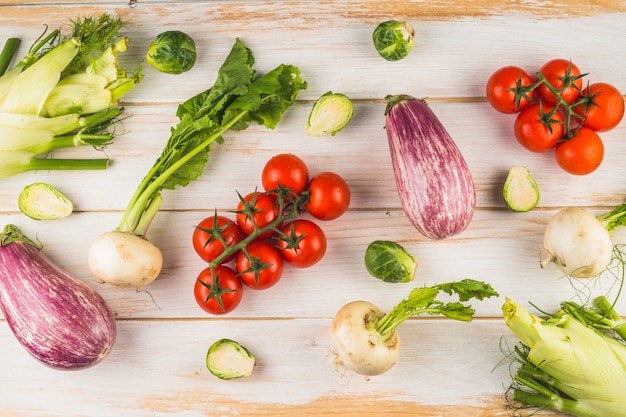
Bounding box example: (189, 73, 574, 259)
(0, 1, 625, 416)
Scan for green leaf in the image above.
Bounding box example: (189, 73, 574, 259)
(117, 38, 306, 235)
(434, 279, 499, 302)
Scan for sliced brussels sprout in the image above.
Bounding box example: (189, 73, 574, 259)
(372, 20, 415, 61)
(146, 30, 196, 74)
(306, 91, 354, 137)
(364, 240, 417, 283)
(502, 166, 540, 212)
(206, 338, 255, 380)
(18, 183, 73, 220)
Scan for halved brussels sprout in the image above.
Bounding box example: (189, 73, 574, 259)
(372, 20, 415, 61)
(364, 240, 417, 283)
(502, 166, 540, 212)
(306, 91, 354, 137)
(18, 183, 73, 220)
(206, 338, 255, 380)
(146, 30, 196, 74)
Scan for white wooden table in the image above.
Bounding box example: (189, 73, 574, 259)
(1, 1, 625, 416)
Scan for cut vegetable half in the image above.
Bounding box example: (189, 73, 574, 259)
(502, 166, 540, 212)
(206, 338, 256, 380)
(18, 182, 73, 220)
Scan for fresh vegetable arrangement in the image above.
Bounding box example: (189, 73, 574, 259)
(192, 153, 350, 314)
(384, 95, 476, 240)
(0, 225, 116, 369)
(486, 59, 624, 175)
(0, 14, 142, 179)
(88, 38, 307, 289)
(331, 279, 498, 376)
(503, 297, 626, 417)
(541, 204, 626, 279)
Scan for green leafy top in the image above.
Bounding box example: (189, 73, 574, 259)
(375, 279, 499, 338)
(118, 38, 307, 236)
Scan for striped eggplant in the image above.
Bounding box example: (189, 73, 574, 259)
(384, 95, 476, 239)
(0, 224, 116, 370)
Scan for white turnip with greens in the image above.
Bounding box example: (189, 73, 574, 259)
(384, 95, 476, 240)
(88, 38, 306, 288)
(0, 225, 116, 369)
(330, 279, 498, 376)
(541, 204, 626, 278)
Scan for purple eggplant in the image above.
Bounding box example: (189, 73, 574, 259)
(0, 224, 116, 370)
(384, 95, 476, 239)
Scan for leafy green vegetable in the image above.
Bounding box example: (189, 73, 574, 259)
(206, 338, 256, 380)
(118, 38, 307, 236)
(147, 31, 196, 74)
(18, 182, 73, 220)
(374, 279, 498, 338)
(372, 20, 415, 61)
(503, 297, 626, 417)
(502, 166, 540, 212)
(364, 240, 416, 283)
(305, 91, 354, 137)
(0, 14, 141, 180)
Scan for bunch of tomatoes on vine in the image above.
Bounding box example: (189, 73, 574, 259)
(486, 58, 625, 175)
(191, 153, 351, 315)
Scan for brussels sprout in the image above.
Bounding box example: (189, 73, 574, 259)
(146, 30, 196, 74)
(18, 183, 73, 220)
(502, 166, 540, 212)
(364, 240, 417, 283)
(372, 20, 415, 61)
(306, 91, 354, 137)
(206, 338, 255, 380)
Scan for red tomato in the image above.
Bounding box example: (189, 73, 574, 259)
(194, 265, 243, 315)
(485, 66, 536, 113)
(235, 241, 284, 290)
(261, 153, 309, 196)
(305, 171, 351, 221)
(572, 82, 625, 132)
(192, 215, 243, 263)
(513, 102, 565, 153)
(555, 127, 604, 175)
(235, 191, 280, 239)
(276, 220, 327, 268)
(536, 59, 584, 105)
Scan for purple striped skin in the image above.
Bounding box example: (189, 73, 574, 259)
(0, 228, 116, 370)
(385, 96, 476, 240)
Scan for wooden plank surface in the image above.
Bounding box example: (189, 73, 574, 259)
(1, 1, 625, 416)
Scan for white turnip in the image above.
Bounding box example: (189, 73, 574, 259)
(541, 205, 626, 278)
(330, 279, 498, 376)
(88, 231, 162, 288)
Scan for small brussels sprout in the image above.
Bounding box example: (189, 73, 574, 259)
(146, 30, 196, 74)
(206, 338, 256, 380)
(372, 20, 415, 61)
(502, 166, 540, 212)
(18, 183, 73, 220)
(306, 91, 354, 137)
(364, 240, 417, 283)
